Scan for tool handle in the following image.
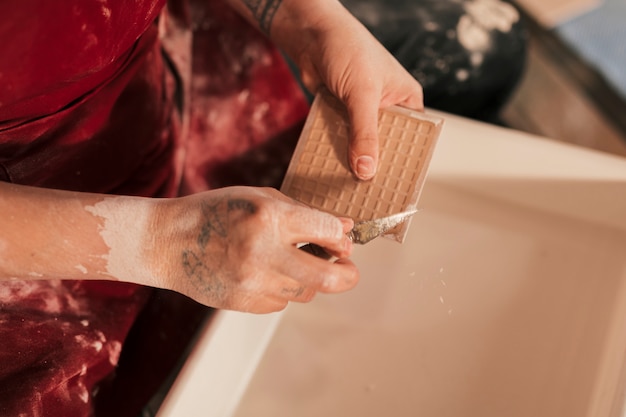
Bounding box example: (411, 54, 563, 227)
(299, 243, 333, 260)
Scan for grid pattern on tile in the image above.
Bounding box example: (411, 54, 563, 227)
(281, 92, 442, 240)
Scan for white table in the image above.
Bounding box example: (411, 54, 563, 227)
(159, 111, 626, 417)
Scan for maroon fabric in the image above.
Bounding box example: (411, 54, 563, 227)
(0, 0, 309, 415)
(181, 0, 310, 193)
(0, 0, 180, 197)
(0, 280, 149, 416)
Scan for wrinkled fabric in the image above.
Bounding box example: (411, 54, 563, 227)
(180, 0, 310, 193)
(0, 0, 183, 197)
(0, 280, 149, 417)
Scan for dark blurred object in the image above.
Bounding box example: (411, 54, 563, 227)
(342, 0, 528, 124)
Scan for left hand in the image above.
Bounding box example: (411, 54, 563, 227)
(273, 1, 424, 180)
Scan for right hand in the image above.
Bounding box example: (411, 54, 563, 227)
(150, 187, 359, 313)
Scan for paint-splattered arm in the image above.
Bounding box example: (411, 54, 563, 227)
(0, 182, 358, 313)
(0, 182, 123, 282)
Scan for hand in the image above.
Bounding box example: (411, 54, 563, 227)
(150, 187, 359, 313)
(281, 2, 424, 180)
(224, 0, 424, 180)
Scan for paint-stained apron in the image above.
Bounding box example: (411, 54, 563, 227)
(0, 1, 309, 415)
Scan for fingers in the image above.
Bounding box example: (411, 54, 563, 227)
(278, 248, 360, 294)
(341, 77, 424, 181)
(338, 216, 355, 233)
(236, 255, 359, 314)
(169, 187, 361, 314)
(343, 87, 381, 181)
(281, 205, 353, 258)
(392, 82, 425, 112)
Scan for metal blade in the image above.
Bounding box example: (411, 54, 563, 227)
(348, 208, 419, 244)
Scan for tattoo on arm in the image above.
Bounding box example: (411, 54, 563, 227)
(241, 0, 283, 34)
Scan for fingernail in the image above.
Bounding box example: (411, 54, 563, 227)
(356, 156, 375, 179)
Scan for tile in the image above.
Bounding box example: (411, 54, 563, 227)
(281, 90, 443, 242)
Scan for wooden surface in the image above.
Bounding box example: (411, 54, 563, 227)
(501, 5, 626, 157)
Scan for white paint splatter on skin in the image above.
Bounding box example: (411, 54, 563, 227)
(75, 264, 88, 274)
(85, 197, 156, 285)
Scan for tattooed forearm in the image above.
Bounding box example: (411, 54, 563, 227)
(241, 0, 283, 34)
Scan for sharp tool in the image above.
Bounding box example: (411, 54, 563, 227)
(348, 208, 418, 244)
(300, 208, 418, 258)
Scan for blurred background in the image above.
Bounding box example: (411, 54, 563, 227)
(503, 0, 626, 156)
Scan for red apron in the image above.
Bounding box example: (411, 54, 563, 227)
(0, 1, 309, 415)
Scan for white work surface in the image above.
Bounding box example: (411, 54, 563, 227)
(158, 112, 626, 417)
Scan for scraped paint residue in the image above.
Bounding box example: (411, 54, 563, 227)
(85, 196, 155, 283)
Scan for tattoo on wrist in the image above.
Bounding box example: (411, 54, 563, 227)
(241, 0, 283, 34)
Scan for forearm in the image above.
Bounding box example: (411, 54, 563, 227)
(0, 181, 358, 312)
(0, 182, 158, 286)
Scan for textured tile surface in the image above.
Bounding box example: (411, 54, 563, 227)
(281, 91, 443, 242)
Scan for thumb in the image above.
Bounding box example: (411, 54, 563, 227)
(343, 89, 381, 181)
